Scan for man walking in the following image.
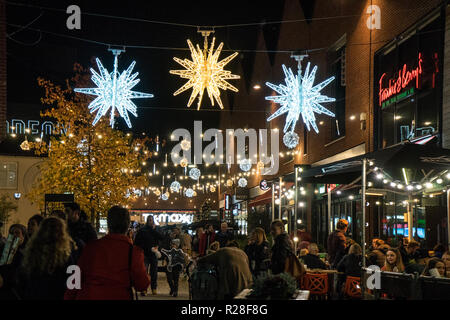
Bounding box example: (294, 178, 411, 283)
(134, 215, 164, 296)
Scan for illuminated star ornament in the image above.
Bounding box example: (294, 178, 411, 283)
(170, 31, 240, 110)
(266, 55, 336, 148)
(75, 49, 153, 128)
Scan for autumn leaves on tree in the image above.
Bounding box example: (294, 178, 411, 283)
(27, 63, 153, 226)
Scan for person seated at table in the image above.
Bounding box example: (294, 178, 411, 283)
(442, 251, 450, 278)
(336, 243, 362, 293)
(367, 239, 390, 268)
(421, 258, 447, 278)
(301, 243, 328, 270)
(382, 248, 405, 272)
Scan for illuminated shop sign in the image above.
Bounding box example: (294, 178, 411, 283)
(378, 53, 423, 107)
(5, 119, 66, 136)
(141, 212, 194, 226)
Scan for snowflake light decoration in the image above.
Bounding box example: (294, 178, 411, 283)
(239, 159, 252, 172)
(189, 168, 201, 180)
(170, 181, 181, 193)
(210, 185, 216, 193)
(266, 58, 336, 147)
(75, 49, 153, 128)
(238, 177, 247, 188)
(170, 32, 240, 110)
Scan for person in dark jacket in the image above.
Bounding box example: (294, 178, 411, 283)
(17, 217, 78, 300)
(215, 222, 234, 248)
(301, 243, 328, 270)
(327, 219, 348, 268)
(192, 226, 204, 257)
(367, 239, 390, 268)
(161, 238, 187, 297)
(336, 243, 362, 293)
(0, 224, 28, 300)
(134, 215, 164, 296)
(65, 202, 97, 245)
(64, 206, 150, 300)
(270, 220, 294, 275)
(244, 227, 270, 278)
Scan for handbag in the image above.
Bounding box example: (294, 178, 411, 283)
(128, 244, 139, 300)
(284, 253, 306, 281)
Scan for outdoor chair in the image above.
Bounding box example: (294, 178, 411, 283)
(344, 276, 361, 299)
(302, 273, 329, 299)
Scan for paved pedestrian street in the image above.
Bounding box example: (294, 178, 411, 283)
(139, 271, 190, 300)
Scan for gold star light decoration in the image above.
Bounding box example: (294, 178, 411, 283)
(170, 31, 240, 110)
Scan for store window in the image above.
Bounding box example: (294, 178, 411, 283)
(327, 43, 346, 141)
(375, 14, 443, 149)
(0, 162, 17, 189)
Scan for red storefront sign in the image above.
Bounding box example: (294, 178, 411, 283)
(378, 53, 423, 106)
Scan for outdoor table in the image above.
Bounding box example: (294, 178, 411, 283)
(306, 269, 344, 298)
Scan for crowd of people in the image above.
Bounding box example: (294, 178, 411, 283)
(0, 206, 449, 300)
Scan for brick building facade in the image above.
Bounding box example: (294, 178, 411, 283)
(219, 0, 448, 244)
(0, 1, 6, 142)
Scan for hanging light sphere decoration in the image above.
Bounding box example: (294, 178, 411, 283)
(20, 139, 30, 151)
(238, 177, 248, 188)
(180, 139, 191, 151)
(154, 189, 161, 197)
(283, 131, 299, 149)
(226, 179, 233, 187)
(170, 181, 181, 192)
(239, 158, 252, 172)
(180, 158, 189, 167)
(193, 191, 197, 197)
(189, 168, 201, 180)
(185, 188, 195, 198)
(257, 161, 265, 170)
(161, 192, 170, 201)
(210, 186, 216, 193)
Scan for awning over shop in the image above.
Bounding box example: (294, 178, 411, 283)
(300, 142, 450, 184)
(248, 190, 272, 207)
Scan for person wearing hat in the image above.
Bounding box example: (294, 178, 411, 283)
(161, 238, 188, 297)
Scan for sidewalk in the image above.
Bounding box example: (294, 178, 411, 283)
(139, 271, 190, 300)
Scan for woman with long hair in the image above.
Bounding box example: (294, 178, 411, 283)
(245, 227, 270, 278)
(17, 217, 77, 299)
(382, 248, 405, 272)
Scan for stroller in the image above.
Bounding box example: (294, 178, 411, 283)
(186, 259, 219, 300)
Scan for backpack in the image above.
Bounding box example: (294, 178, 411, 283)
(190, 264, 219, 300)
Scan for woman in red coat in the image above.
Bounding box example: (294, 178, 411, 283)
(64, 206, 150, 300)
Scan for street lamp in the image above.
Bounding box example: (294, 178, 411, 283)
(293, 236, 299, 255)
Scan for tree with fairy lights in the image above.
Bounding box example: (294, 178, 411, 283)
(27, 64, 152, 230)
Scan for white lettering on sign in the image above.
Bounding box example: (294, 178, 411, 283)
(142, 213, 194, 226)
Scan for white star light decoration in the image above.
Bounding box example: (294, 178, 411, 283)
(170, 34, 240, 110)
(75, 50, 153, 128)
(266, 61, 336, 148)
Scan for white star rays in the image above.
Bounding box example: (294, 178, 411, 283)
(266, 62, 336, 148)
(75, 50, 153, 128)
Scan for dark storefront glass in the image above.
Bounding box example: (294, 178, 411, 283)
(375, 13, 444, 149)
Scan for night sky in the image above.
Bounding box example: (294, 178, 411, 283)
(6, 0, 287, 137)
